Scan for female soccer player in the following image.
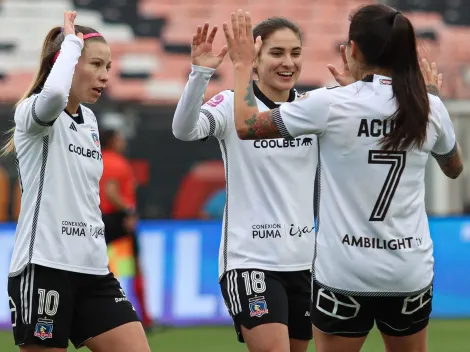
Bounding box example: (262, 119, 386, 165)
(173, 18, 316, 352)
(2, 11, 150, 352)
(224, 5, 463, 352)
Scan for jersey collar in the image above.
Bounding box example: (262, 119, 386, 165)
(253, 82, 296, 109)
(362, 74, 393, 83)
(64, 106, 84, 125)
(362, 75, 374, 82)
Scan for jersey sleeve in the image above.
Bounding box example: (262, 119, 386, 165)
(274, 87, 331, 139)
(172, 65, 232, 141)
(14, 34, 83, 134)
(431, 100, 457, 160)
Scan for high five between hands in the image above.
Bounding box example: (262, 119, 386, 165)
(191, 9, 443, 94)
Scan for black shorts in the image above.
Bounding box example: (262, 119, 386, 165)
(311, 280, 432, 338)
(8, 264, 140, 349)
(220, 269, 312, 343)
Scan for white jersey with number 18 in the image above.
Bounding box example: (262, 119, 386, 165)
(274, 74, 456, 295)
(173, 65, 318, 280)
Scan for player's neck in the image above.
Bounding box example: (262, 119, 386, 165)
(256, 82, 290, 103)
(65, 98, 80, 115)
(358, 67, 393, 80)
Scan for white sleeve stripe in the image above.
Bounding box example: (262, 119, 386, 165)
(31, 96, 56, 127)
(200, 109, 216, 137)
(272, 107, 293, 140)
(431, 142, 457, 161)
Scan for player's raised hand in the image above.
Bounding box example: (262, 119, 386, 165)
(327, 45, 355, 86)
(191, 23, 228, 69)
(63, 10, 83, 43)
(223, 10, 262, 68)
(420, 58, 442, 96)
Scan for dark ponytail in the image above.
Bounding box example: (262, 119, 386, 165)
(349, 5, 429, 151)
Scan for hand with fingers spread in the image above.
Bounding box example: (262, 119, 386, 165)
(63, 10, 83, 43)
(191, 23, 228, 69)
(420, 58, 442, 97)
(327, 45, 355, 86)
(223, 10, 263, 68)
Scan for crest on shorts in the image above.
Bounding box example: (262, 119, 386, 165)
(91, 132, 100, 148)
(34, 318, 53, 340)
(249, 296, 269, 318)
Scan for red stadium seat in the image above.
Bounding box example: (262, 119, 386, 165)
(172, 160, 226, 219)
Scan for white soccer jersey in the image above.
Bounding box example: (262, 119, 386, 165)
(9, 34, 109, 276)
(273, 74, 457, 295)
(173, 65, 318, 279)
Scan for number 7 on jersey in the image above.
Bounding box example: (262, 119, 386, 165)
(368, 151, 406, 221)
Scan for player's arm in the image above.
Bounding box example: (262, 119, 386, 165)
(17, 34, 83, 134)
(233, 66, 330, 140)
(434, 144, 463, 179)
(172, 65, 231, 141)
(431, 101, 463, 179)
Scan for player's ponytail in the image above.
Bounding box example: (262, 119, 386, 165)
(382, 12, 429, 150)
(17, 26, 63, 106)
(1, 26, 62, 157)
(349, 4, 429, 151)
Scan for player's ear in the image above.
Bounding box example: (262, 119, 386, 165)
(349, 40, 360, 61)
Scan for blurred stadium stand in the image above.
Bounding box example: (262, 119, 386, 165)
(0, 0, 469, 219)
(0, 0, 469, 103)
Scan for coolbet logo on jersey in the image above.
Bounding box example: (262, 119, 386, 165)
(68, 144, 102, 160)
(249, 296, 269, 318)
(253, 137, 313, 149)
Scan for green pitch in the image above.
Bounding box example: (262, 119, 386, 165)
(0, 320, 468, 351)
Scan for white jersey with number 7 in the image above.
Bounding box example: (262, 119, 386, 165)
(274, 74, 456, 295)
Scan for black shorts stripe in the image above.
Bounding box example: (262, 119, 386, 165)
(20, 264, 35, 324)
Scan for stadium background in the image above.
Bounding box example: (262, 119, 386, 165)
(0, 0, 469, 350)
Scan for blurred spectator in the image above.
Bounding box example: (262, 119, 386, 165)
(99, 129, 153, 330)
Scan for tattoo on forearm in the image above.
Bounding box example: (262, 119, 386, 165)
(244, 79, 257, 107)
(243, 111, 280, 139)
(439, 161, 463, 179)
(426, 84, 440, 97)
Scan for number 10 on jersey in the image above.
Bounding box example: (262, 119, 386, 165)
(368, 151, 406, 222)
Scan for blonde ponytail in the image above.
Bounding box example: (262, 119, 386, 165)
(1, 26, 62, 157)
(1, 127, 15, 157)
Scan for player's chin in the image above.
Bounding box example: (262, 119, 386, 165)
(274, 79, 296, 92)
(84, 95, 100, 104)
